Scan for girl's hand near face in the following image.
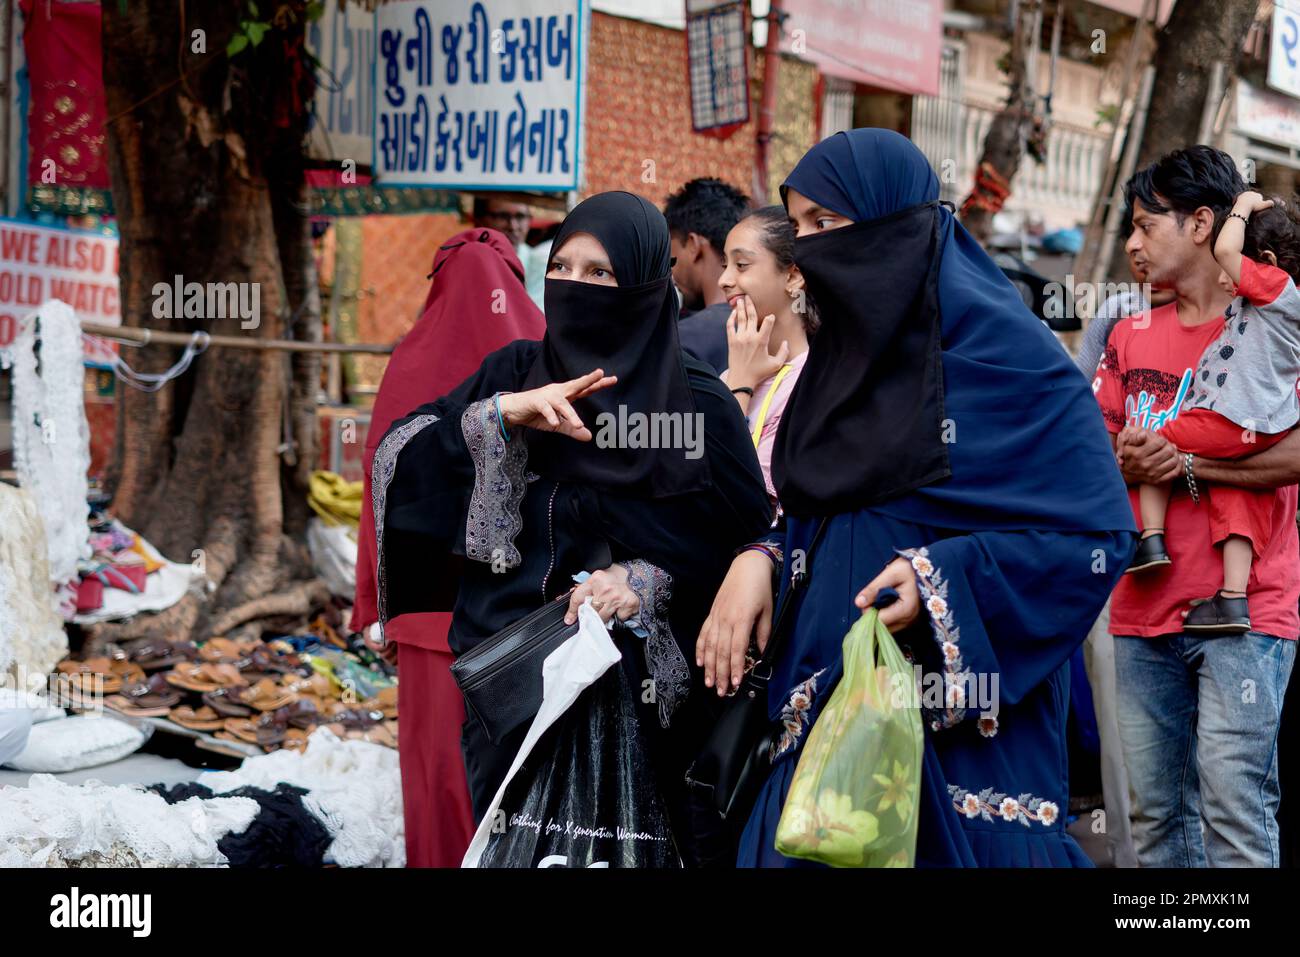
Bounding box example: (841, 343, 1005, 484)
(497, 368, 617, 441)
(726, 295, 790, 393)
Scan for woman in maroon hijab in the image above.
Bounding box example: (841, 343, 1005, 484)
(353, 227, 545, 866)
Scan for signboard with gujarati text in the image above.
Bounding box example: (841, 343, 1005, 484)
(374, 0, 584, 191)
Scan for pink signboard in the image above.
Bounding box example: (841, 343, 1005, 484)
(779, 0, 942, 97)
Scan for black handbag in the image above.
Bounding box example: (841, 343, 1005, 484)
(450, 591, 578, 745)
(684, 518, 830, 829)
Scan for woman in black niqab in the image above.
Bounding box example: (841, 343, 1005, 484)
(371, 191, 771, 842)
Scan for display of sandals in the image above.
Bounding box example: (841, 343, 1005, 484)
(55, 623, 398, 754)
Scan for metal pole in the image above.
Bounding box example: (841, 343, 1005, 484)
(1198, 60, 1227, 145)
(79, 321, 395, 354)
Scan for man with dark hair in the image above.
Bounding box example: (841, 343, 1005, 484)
(472, 194, 546, 308)
(1093, 144, 1299, 867)
(663, 178, 751, 372)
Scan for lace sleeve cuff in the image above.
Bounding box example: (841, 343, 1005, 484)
(371, 414, 440, 630)
(622, 559, 690, 728)
(462, 397, 529, 569)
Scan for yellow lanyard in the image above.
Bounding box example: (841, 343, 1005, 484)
(750, 364, 794, 448)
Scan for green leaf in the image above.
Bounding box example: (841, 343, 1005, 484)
(248, 1, 259, 16)
(247, 21, 270, 46)
(306, 2, 325, 21)
(226, 33, 250, 56)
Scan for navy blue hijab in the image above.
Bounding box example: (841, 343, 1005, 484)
(777, 128, 1133, 534)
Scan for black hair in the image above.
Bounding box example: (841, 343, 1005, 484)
(1124, 145, 1246, 225)
(1213, 197, 1300, 283)
(740, 205, 819, 334)
(662, 178, 751, 257)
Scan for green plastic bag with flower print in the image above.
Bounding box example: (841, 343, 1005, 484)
(774, 608, 924, 867)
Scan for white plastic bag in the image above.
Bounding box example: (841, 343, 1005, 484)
(307, 518, 357, 599)
(462, 600, 620, 868)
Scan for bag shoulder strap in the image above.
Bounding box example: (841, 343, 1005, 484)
(753, 516, 830, 673)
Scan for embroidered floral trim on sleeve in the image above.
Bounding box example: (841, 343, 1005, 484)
(622, 559, 689, 728)
(896, 546, 982, 734)
(770, 668, 827, 762)
(948, 784, 1060, 828)
(462, 397, 529, 569)
(371, 414, 440, 634)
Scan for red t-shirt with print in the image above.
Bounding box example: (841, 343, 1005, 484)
(1093, 302, 1300, 639)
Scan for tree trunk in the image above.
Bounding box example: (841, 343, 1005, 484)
(97, 2, 318, 645)
(1103, 0, 1259, 278)
(960, 0, 1041, 246)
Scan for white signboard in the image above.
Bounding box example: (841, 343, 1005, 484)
(1237, 80, 1300, 150)
(0, 218, 119, 364)
(1269, 1, 1300, 101)
(374, 0, 584, 191)
(306, 2, 375, 164)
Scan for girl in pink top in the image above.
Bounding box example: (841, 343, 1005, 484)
(717, 205, 817, 513)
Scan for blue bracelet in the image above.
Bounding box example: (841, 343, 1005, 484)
(494, 392, 511, 443)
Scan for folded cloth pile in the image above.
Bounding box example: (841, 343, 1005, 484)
(72, 514, 194, 624)
(308, 470, 362, 527)
(201, 726, 404, 867)
(148, 781, 332, 867)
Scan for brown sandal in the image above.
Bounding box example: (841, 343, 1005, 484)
(169, 704, 225, 732)
(361, 686, 398, 719)
(166, 662, 247, 693)
(202, 686, 253, 718)
(238, 677, 298, 712)
(107, 674, 183, 716)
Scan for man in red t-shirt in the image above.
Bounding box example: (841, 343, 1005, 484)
(1094, 146, 1298, 867)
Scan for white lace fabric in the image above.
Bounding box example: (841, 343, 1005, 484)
(0, 775, 259, 867)
(4, 300, 92, 586)
(0, 728, 402, 868)
(0, 483, 69, 680)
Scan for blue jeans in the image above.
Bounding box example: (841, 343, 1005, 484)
(1114, 632, 1295, 867)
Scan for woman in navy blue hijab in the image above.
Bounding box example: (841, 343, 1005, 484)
(698, 129, 1136, 866)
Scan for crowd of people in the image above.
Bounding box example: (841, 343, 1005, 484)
(353, 129, 1297, 868)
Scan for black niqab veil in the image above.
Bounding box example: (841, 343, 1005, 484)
(523, 191, 709, 498)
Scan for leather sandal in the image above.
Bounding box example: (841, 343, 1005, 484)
(57, 657, 122, 694)
(127, 639, 199, 671)
(202, 686, 253, 718)
(166, 662, 247, 693)
(238, 677, 298, 712)
(361, 686, 398, 719)
(282, 698, 325, 730)
(107, 674, 183, 716)
(169, 704, 226, 731)
(198, 637, 256, 663)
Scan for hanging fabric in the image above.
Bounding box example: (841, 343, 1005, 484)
(5, 300, 91, 585)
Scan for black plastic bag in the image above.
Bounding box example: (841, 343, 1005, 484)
(478, 664, 682, 868)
